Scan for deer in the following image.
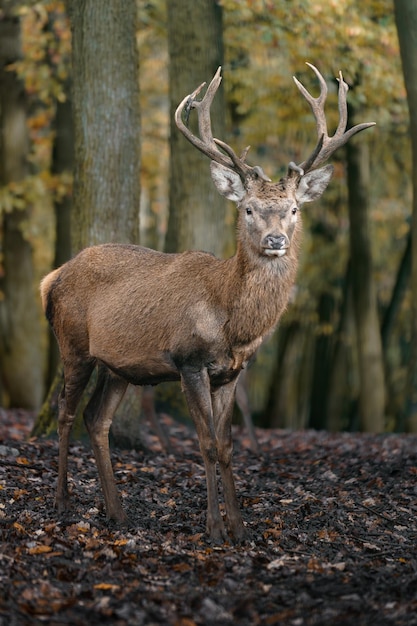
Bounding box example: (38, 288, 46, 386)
(40, 64, 374, 543)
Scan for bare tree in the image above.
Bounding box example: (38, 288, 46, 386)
(68, 0, 140, 249)
(346, 124, 385, 432)
(0, 5, 44, 409)
(166, 0, 232, 256)
(394, 0, 417, 432)
(34, 0, 141, 438)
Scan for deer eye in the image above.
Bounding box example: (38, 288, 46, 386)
(246, 206, 253, 216)
(291, 206, 298, 215)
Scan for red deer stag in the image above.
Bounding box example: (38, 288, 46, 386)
(40, 64, 374, 543)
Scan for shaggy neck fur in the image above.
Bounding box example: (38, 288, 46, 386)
(217, 223, 302, 346)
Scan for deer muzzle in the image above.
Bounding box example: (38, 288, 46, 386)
(262, 234, 289, 257)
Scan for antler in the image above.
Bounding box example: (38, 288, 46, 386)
(292, 63, 375, 174)
(175, 67, 270, 182)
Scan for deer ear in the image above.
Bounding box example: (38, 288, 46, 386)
(296, 164, 334, 204)
(210, 162, 246, 202)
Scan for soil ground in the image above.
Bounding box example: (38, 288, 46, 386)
(1, 409, 417, 625)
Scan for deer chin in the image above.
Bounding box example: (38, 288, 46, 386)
(263, 248, 287, 257)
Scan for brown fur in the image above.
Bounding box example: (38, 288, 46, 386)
(43, 63, 365, 542)
(40, 268, 60, 312)
(42, 169, 325, 543)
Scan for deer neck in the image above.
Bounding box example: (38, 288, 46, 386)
(220, 235, 300, 346)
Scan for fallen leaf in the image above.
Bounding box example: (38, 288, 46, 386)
(28, 544, 53, 555)
(94, 583, 120, 591)
(13, 521, 26, 534)
(172, 562, 193, 573)
(16, 457, 30, 465)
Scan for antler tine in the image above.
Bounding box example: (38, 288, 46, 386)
(214, 138, 271, 182)
(293, 62, 328, 140)
(335, 70, 349, 137)
(175, 67, 269, 182)
(193, 67, 222, 147)
(294, 63, 376, 173)
(175, 68, 234, 171)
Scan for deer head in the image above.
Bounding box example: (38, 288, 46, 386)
(175, 64, 375, 262)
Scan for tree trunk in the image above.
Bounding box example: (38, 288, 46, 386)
(166, 0, 232, 256)
(156, 0, 235, 431)
(326, 264, 359, 432)
(347, 135, 385, 432)
(35, 0, 142, 443)
(70, 0, 140, 250)
(394, 0, 417, 432)
(381, 231, 411, 351)
(0, 9, 44, 410)
(380, 232, 411, 430)
(309, 292, 336, 430)
(46, 91, 74, 388)
(264, 322, 312, 430)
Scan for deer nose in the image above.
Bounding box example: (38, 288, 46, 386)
(263, 234, 288, 250)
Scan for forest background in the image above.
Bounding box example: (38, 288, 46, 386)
(0, 0, 415, 438)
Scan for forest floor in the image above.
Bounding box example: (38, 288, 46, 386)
(1, 409, 417, 626)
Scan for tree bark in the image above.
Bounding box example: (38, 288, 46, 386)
(166, 0, 232, 256)
(381, 232, 411, 351)
(155, 0, 235, 432)
(326, 264, 359, 432)
(309, 292, 336, 430)
(69, 0, 140, 250)
(264, 323, 312, 430)
(394, 0, 417, 432)
(35, 0, 142, 442)
(347, 136, 385, 432)
(45, 91, 74, 388)
(0, 9, 44, 409)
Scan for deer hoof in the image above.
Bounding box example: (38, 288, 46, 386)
(107, 509, 130, 526)
(230, 525, 250, 545)
(55, 496, 71, 516)
(206, 521, 229, 545)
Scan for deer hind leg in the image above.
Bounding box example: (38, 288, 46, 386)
(83, 364, 128, 523)
(56, 359, 95, 515)
(141, 386, 172, 454)
(235, 369, 260, 454)
(180, 367, 226, 543)
(211, 378, 246, 542)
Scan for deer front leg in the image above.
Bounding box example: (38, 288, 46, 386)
(83, 366, 129, 523)
(181, 367, 226, 543)
(212, 378, 247, 542)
